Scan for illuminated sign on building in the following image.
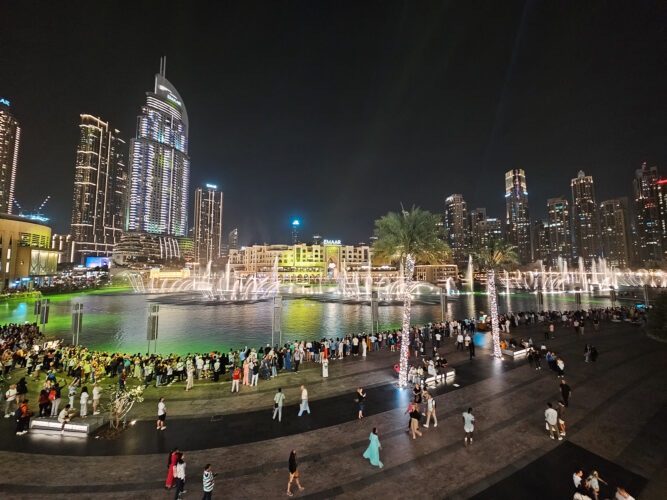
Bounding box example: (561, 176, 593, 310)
(166, 93, 182, 108)
(323, 239, 341, 245)
(0, 98, 9, 106)
(205, 183, 218, 190)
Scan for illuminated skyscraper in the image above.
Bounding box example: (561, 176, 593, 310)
(532, 219, 549, 262)
(659, 178, 667, 261)
(546, 197, 572, 265)
(444, 194, 468, 264)
(291, 220, 300, 244)
(193, 184, 223, 265)
(228, 228, 239, 252)
(128, 58, 189, 237)
(505, 169, 531, 263)
(599, 199, 629, 268)
(469, 208, 487, 248)
(70, 115, 127, 262)
(633, 163, 662, 264)
(571, 170, 599, 265)
(0, 98, 19, 214)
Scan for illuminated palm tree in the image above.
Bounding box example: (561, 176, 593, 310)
(472, 239, 519, 358)
(373, 206, 450, 386)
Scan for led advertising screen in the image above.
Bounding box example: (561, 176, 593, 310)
(85, 256, 110, 268)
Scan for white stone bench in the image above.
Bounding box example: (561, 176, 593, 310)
(502, 348, 528, 359)
(29, 416, 106, 437)
(425, 368, 455, 387)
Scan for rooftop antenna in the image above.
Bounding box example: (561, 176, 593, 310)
(159, 56, 166, 77)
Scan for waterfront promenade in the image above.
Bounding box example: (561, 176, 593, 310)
(1, 320, 665, 499)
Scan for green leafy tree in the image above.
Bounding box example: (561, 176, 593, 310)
(472, 239, 519, 358)
(373, 206, 450, 386)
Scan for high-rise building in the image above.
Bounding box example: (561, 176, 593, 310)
(486, 217, 503, 242)
(546, 197, 572, 265)
(193, 184, 223, 265)
(599, 199, 629, 268)
(193, 183, 223, 265)
(228, 228, 239, 252)
(0, 98, 19, 214)
(128, 58, 190, 237)
(444, 194, 468, 264)
(659, 178, 667, 261)
(70, 115, 127, 263)
(469, 208, 487, 248)
(633, 162, 663, 264)
(291, 220, 300, 244)
(571, 170, 599, 265)
(532, 219, 549, 262)
(505, 169, 531, 263)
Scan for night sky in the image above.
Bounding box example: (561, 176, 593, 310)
(2, 1, 665, 245)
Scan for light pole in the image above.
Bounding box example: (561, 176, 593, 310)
(71, 303, 83, 346)
(146, 304, 159, 354)
(272, 295, 282, 347)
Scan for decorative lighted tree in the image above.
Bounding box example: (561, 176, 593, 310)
(104, 385, 145, 429)
(471, 240, 519, 358)
(373, 206, 450, 387)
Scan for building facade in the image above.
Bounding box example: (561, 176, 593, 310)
(571, 170, 599, 265)
(51, 234, 74, 264)
(444, 194, 468, 264)
(599, 199, 629, 268)
(111, 231, 182, 267)
(659, 178, 667, 261)
(532, 219, 549, 262)
(633, 163, 663, 264)
(504, 169, 531, 263)
(128, 59, 190, 237)
(70, 115, 127, 263)
(0, 214, 58, 288)
(0, 99, 19, 214)
(546, 197, 572, 266)
(193, 184, 223, 265)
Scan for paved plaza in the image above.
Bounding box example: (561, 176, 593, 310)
(1, 320, 666, 499)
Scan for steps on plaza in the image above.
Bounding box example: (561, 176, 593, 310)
(29, 415, 107, 437)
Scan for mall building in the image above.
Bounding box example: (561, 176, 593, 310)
(0, 214, 59, 288)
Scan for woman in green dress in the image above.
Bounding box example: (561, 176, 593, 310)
(362, 427, 383, 468)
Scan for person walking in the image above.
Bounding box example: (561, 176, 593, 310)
(79, 386, 89, 418)
(409, 402, 422, 439)
(242, 359, 250, 386)
(173, 453, 186, 498)
(273, 388, 285, 422)
(362, 427, 383, 468)
(185, 364, 194, 392)
(556, 357, 565, 378)
(231, 366, 241, 393)
(91, 382, 101, 415)
(560, 379, 572, 407)
(424, 392, 437, 428)
(462, 407, 475, 446)
(202, 463, 215, 500)
(544, 402, 560, 440)
(587, 470, 607, 500)
(321, 357, 329, 378)
(356, 387, 366, 419)
(251, 362, 259, 386)
(287, 449, 304, 497)
(297, 385, 310, 416)
(157, 397, 167, 431)
(557, 400, 566, 437)
(4, 384, 17, 418)
(165, 447, 180, 490)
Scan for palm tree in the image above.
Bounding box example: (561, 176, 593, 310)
(373, 206, 450, 386)
(472, 239, 519, 358)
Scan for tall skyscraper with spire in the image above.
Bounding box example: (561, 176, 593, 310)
(504, 169, 531, 263)
(571, 170, 599, 265)
(0, 98, 20, 214)
(128, 57, 190, 237)
(70, 115, 127, 263)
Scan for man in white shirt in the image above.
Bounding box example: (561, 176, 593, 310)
(297, 385, 310, 416)
(544, 402, 559, 440)
(4, 384, 17, 418)
(456, 333, 464, 350)
(424, 392, 437, 428)
(462, 408, 475, 446)
(58, 404, 72, 433)
(573, 469, 583, 488)
(157, 397, 166, 431)
(273, 388, 285, 422)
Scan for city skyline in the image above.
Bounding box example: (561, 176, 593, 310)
(1, 2, 665, 245)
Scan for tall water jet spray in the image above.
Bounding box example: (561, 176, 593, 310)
(467, 254, 474, 293)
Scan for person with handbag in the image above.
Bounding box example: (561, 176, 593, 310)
(173, 453, 186, 498)
(356, 387, 366, 419)
(286, 450, 304, 497)
(273, 388, 285, 422)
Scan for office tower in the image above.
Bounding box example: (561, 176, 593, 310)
(599, 199, 629, 268)
(70, 115, 127, 263)
(291, 220, 300, 244)
(469, 208, 487, 248)
(486, 217, 503, 242)
(532, 219, 549, 262)
(571, 170, 599, 265)
(633, 162, 663, 264)
(546, 198, 572, 265)
(0, 98, 19, 214)
(659, 178, 667, 261)
(128, 57, 190, 237)
(228, 228, 239, 252)
(505, 169, 531, 263)
(444, 194, 468, 264)
(193, 183, 223, 265)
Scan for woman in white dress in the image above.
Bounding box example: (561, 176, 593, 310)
(79, 386, 89, 418)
